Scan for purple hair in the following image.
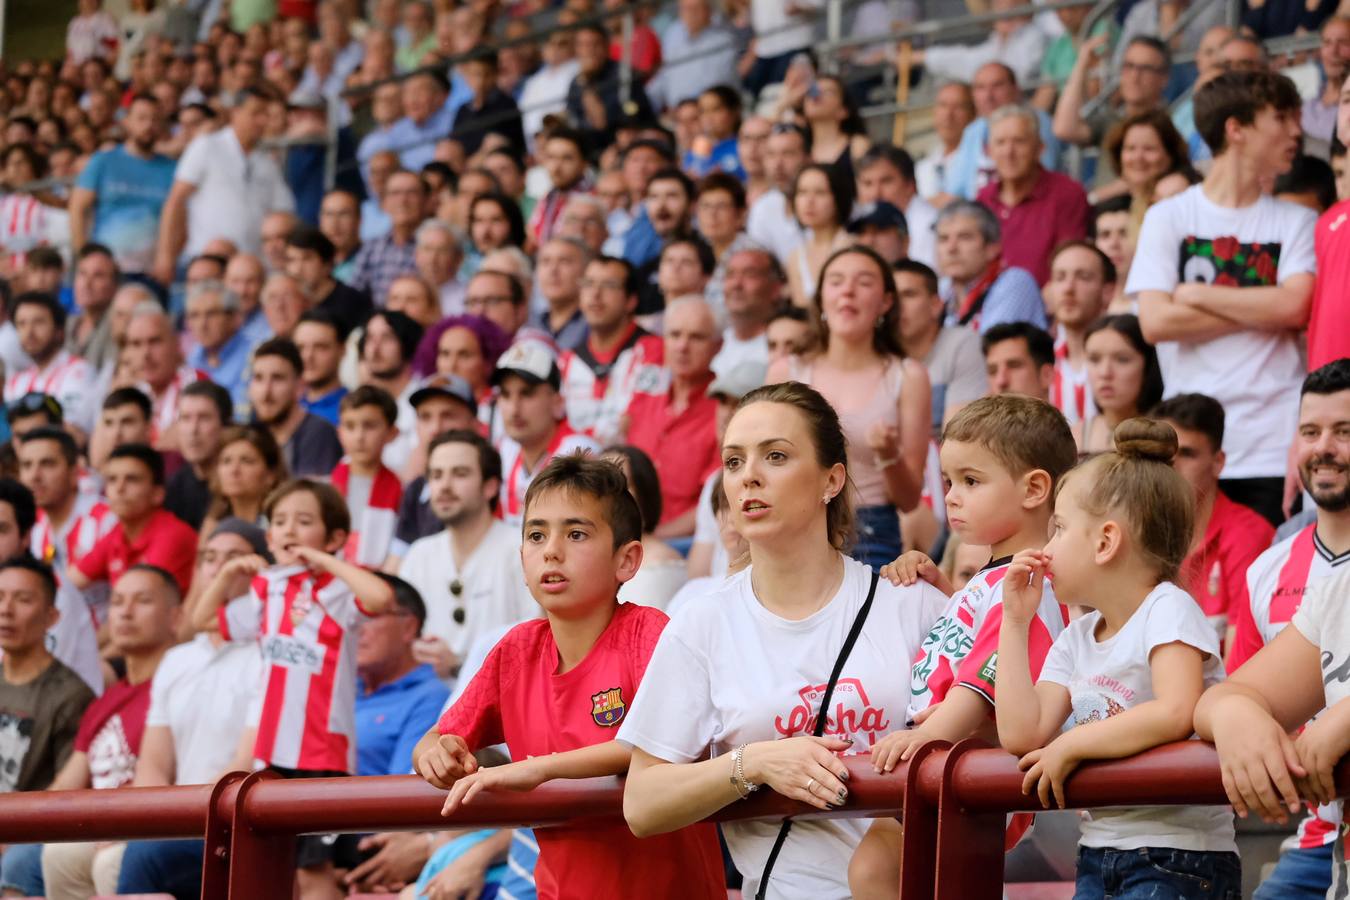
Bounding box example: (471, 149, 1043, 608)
(411, 314, 513, 378)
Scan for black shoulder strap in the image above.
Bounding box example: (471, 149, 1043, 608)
(756, 569, 881, 900)
(573, 326, 647, 382)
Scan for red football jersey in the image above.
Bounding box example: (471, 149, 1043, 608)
(438, 602, 725, 900)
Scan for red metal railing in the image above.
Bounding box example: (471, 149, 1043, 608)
(3, 740, 1344, 899)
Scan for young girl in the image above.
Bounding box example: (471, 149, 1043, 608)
(996, 418, 1239, 899)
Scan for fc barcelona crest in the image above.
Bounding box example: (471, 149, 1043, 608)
(590, 687, 625, 727)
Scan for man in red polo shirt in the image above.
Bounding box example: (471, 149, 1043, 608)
(1310, 71, 1350, 370)
(68, 444, 198, 595)
(625, 296, 722, 540)
(1155, 393, 1274, 652)
(976, 105, 1089, 285)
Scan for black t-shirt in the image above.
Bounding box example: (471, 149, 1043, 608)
(394, 475, 440, 551)
(451, 89, 527, 157)
(318, 281, 374, 335)
(164, 464, 211, 530)
(284, 412, 344, 477)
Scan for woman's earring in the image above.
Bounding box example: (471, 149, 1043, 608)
(876, 316, 885, 328)
(822, 492, 831, 505)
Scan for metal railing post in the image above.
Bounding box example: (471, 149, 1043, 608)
(225, 770, 296, 900)
(898, 741, 950, 900)
(620, 9, 634, 108)
(933, 740, 1007, 900)
(824, 0, 845, 75)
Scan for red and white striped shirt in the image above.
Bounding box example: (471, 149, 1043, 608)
(5, 350, 99, 433)
(331, 460, 403, 569)
(1230, 523, 1349, 849)
(220, 565, 375, 773)
(1050, 330, 1094, 428)
(31, 494, 118, 575)
(144, 367, 208, 441)
(559, 325, 664, 446)
(497, 423, 600, 529)
(0, 194, 52, 262)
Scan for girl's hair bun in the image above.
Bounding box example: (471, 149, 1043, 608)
(1112, 417, 1179, 464)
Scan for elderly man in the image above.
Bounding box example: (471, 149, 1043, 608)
(943, 63, 1061, 202)
(624, 295, 723, 540)
(348, 169, 423, 305)
(184, 281, 254, 410)
(260, 211, 299, 276)
(1055, 36, 1171, 153)
(935, 200, 1047, 333)
(534, 237, 591, 351)
(388, 72, 456, 173)
(976, 106, 1089, 285)
(916, 83, 976, 200)
(260, 273, 310, 340)
(1304, 18, 1350, 158)
(556, 194, 609, 255)
(124, 303, 206, 446)
(223, 253, 271, 345)
(412, 219, 465, 315)
(712, 245, 780, 377)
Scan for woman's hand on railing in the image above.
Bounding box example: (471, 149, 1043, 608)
(743, 736, 854, 811)
(417, 734, 480, 791)
(440, 758, 549, 816)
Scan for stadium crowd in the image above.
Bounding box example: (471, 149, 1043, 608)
(0, 0, 1349, 897)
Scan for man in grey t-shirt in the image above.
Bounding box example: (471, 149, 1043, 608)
(894, 260, 987, 437)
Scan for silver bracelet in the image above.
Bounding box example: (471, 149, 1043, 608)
(730, 744, 759, 800)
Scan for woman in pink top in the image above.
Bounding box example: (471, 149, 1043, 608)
(768, 245, 931, 568)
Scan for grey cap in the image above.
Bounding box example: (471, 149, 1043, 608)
(708, 359, 768, 402)
(211, 517, 273, 562)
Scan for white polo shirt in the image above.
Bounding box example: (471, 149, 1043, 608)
(174, 126, 294, 258)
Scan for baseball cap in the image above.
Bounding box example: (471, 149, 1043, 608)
(210, 517, 273, 562)
(708, 360, 768, 402)
(409, 372, 477, 411)
(847, 201, 909, 236)
(491, 341, 562, 390)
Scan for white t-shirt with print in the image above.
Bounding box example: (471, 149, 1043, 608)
(1125, 185, 1315, 479)
(1038, 581, 1235, 853)
(617, 556, 947, 900)
(1292, 564, 1350, 897)
(398, 520, 541, 664)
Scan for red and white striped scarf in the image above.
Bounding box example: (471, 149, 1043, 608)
(331, 460, 403, 568)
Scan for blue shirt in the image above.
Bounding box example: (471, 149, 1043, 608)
(941, 265, 1047, 334)
(300, 384, 348, 426)
(621, 206, 662, 268)
(355, 664, 449, 777)
(75, 145, 176, 273)
(239, 307, 272, 349)
(682, 135, 745, 180)
(186, 328, 256, 413)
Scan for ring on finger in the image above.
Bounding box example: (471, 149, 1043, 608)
(806, 778, 816, 794)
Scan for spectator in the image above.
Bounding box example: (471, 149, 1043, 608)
(0, 548, 95, 794)
(786, 163, 852, 308)
(184, 280, 253, 412)
(694, 173, 749, 307)
(893, 259, 986, 436)
(1091, 195, 1135, 296)
(66, 244, 121, 384)
(562, 256, 665, 445)
(611, 138, 674, 263)
(348, 169, 423, 305)
(34, 565, 181, 900)
(746, 122, 809, 266)
(977, 105, 1091, 285)
(1169, 25, 1232, 159)
(5, 292, 99, 438)
(847, 202, 910, 268)
(630, 168, 696, 314)
(1033, 1, 1117, 111)
(713, 246, 779, 378)
(386, 275, 443, 331)
(1079, 313, 1164, 453)
(1115, 2, 1225, 81)
(464, 192, 527, 279)
(319, 189, 363, 284)
(1304, 18, 1350, 158)
(624, 296, 722, 540)
(918, 86, 978, 202)
(123, 302, 206, 446)
(285, 224, 373, 335)
(856, 144, 937, 268)
(164, 380, 232, 531)
(201, 425, 287, 540)
(982, 321, 1055, 402)
(645, 0, 738, 113)
(567, 23, 655, 154)
(558, 193, 611, 256)
(66, 0, 119, 67)
(413, 219, 465, 316)
(605, 444, 690, 609)
(1275, 154, 1338, 214)
(293, 309, 350, 426)
(260, 272, 309, 340)
(414, 315, 510, 411)
(685, 85, 745, 179)
(1056, 35, 1171, 160)
(360, 150, 400, 243)
(223, 253, 272, 346)
(655, 237, 715, 315)
(765, 305, 818, 362)
(916, 0, 1048, 87)
(450, 50, 525, 158)
(460, 269, 527, 343)
(154, 85, 295, 283)
(1044, 241, 1115, 429)
(67, 93, 174, 278)
(742, 0, 820, 98)
(398, 429, 537, 682)
(332, 386, 403, 569)
(87, 388, 153, 473)
(1129, 70, 1313, 527)
(935, 200, 1048, 332)
(260, 211, 300, 276)
(248, 337, 344, 477)
(528, 127, 593, 247)
(518, 11, 581, 146)
(1311, 79, 1350, 372)
(535, 237, 591, 352)
(769, 246, 932, 568)
(944, 62, 1061, 201)
(386, 373, 479, 564)
(1148, 393, 1274, 647)
(359, 309, 422, 471)
(685, 363, 762, 581)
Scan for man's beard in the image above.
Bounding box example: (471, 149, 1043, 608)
(436, 499, 481, 529)
(369, 363, 406, 382)
(1302, 455, 1350, 513)
(258, 400, 295, 428)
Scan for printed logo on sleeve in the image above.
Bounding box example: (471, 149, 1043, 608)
(978, 652, 999, 684)
(591, 687, 626, 727)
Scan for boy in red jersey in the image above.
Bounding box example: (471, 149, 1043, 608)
(331, 385, 403, 568)
(412, 454, 725, 900)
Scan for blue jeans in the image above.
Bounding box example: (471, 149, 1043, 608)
(852, 505, 902, 571)
(1252, 843, 1334, 900)
(0, 842, 44, 896)
(118, 838, 205, 900)
(1075, 846, 1241, 899)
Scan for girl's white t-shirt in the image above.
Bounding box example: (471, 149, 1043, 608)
(616, 556, 948, 900)
(1038, 581, 1236, 852)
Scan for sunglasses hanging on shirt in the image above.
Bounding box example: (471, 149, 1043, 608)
(450, 579, 466, 624)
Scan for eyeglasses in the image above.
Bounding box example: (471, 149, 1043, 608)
(449, 579, 466, 624)
(465, 294, 514, 308)
(1120, 60, 1168, 76)
(579, 278, 625, 292)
